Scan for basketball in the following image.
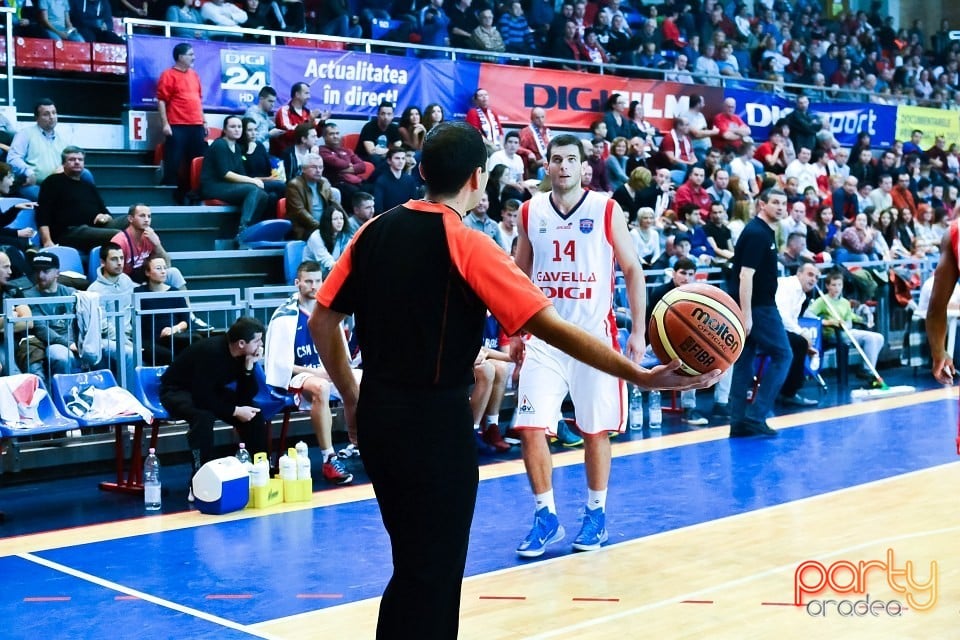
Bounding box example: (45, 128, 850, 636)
(648, 283, 746, 376)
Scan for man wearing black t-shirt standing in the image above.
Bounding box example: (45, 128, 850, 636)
(728, 188, 792, 438)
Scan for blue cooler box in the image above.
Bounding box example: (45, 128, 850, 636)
(193, 456, 250, 515)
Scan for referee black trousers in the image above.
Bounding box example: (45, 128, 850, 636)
(358, 382, 478, 640)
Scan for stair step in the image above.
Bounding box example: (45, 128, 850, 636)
(91, 165, 160, 185)
(85, 149, 153, 165)
(98, 185, 178, 207)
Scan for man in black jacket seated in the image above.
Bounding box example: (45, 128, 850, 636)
(160, 316, 267, 500)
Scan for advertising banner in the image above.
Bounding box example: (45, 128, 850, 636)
(727, 88, 898, 149)
(895, 105, 960, 149)
(129, 35, 455, 118)
(476, 64, 723, 133)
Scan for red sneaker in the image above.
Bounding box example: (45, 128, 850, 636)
(482, 423, 511, 452)
(322, 454, 354, 485)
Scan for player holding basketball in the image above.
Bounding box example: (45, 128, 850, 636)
(513, 134, 649, 557)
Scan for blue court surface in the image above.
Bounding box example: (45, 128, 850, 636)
(2, 390, 957, 639)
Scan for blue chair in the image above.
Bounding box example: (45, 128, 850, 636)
(87, 245, 101, 282)
(51, 369, 158, 493)
(0, 377, 78, 439)
(130, 366, 170, 421)
(5, 201, 40, 247)
(43, 245, 85, 275)
(252, 362, 298, 456)
(238, 219, 292, 249)
(284, 240, 306, 285)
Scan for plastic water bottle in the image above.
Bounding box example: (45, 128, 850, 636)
(279, 448, 297, 481)
(251, 453, 269, 487)
(376, 134, 387, 149)
(144, 448, 161, 511)
(628, 385, 643, 431)
(236, 443, 252, 467)
(295, 441, 311, 480)
(649, 390, 662, 430)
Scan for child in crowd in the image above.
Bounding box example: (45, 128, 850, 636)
(808, 270, 885, 379)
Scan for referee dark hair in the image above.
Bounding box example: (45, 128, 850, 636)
(309, 121, 719, 639)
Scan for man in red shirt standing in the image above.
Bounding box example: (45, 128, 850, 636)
(156, 43, 207, 203)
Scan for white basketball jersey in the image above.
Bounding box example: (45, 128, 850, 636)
(522, 190, 617, 334)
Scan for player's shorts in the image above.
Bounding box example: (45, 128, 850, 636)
(513, 336, 626, 436)
(287, 369, 362, 408)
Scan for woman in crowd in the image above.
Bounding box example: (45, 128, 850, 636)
(629, 206, 661, 266)
(806, 205, 841, 256)
(605, 137, 630, 192)
(484, 164, 509, 221)
(913, 204, 942, 255)
(200, 115, 271, 235)
(304, 207, 351, 276)
(613, 166, 650, 226)
(398, 106, 427, 151)
(166, 0, 207, 39)
(136, 255, 191, 366)
(423, 103, 445, 133)
(602, 93, 639, 142)
(838, 212, 879, 263)
(240, 117, 286, 199)
(628, 100, 659, 159)
(728, 198, 753, 244)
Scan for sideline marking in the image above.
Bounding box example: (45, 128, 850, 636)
(18, 552, 283, 640)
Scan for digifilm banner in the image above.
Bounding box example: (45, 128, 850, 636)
(128, 35, 456, 117)
(475, 64, 723, 133)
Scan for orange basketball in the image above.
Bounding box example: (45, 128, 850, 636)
(648, 283, 746, 375)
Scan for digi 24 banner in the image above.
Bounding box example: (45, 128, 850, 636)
(128, 35, 463, 117)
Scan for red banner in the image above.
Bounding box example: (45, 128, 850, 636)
(476, 64, 724, 133)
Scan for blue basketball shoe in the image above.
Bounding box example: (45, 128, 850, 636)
(572, 507, 608, 552)
(516, 507, 565, 558)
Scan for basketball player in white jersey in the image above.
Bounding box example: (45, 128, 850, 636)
(928, 219, 960, 385)
(512, 134, 648, 556)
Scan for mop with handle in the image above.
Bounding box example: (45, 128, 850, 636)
(813, 285, 916, 400)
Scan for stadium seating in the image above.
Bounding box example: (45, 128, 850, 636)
(50, 369, 159, 493)
(284, 240, 306, 284)
(238, 219, 292, 249)
(130, 366, 170, 421)
(43, 246, 85, 276)
(190, 157, 228, 206)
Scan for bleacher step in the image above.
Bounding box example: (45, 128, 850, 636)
(99, 185, 178, 207)
(91, 165, 161, 185)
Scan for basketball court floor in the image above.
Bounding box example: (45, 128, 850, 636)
(2, 382, 958, 639)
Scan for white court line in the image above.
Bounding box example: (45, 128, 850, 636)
(465, 460, 960, 582)
(520, 468, 960, 639)
(524, 523, 960, 640)
(18, 552, 282, 640)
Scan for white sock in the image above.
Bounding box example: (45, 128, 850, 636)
(534, 490, 556, 514)
(321, 448, 335, 461)
(485, 414, 498, 425)
(474, 423, 481, 432)
(587, 489, 607, 511)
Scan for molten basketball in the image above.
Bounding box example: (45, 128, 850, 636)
(648, 283, 746, 375)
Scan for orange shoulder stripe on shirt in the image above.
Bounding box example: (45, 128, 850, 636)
(603, 197, 615, 246)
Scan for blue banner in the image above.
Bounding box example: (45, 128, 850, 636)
(725, 88, 897, 149)
(129, 35, 476, 118)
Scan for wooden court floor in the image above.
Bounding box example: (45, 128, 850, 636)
(2, 388, 958, 639)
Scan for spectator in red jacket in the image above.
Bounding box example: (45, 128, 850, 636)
(318, 122, 368, 204)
